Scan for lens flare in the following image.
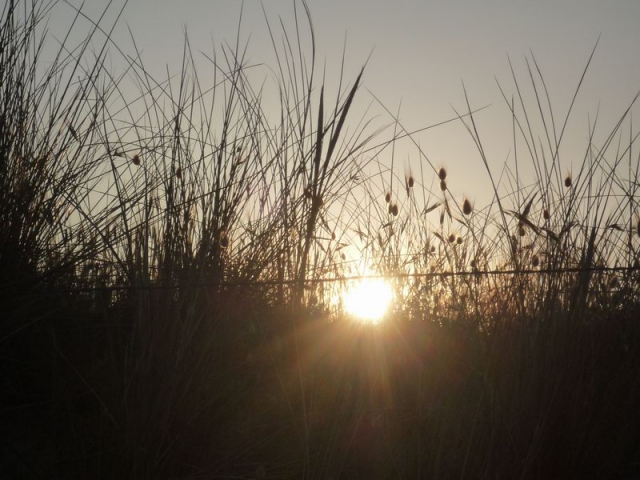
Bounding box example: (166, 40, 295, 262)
(343, 278, 393, 322)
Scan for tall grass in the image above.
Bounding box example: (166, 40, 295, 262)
(1, 1, 639, 478)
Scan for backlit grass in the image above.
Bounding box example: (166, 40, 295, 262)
(1, 1, 639, 478)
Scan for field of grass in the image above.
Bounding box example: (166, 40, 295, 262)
(2, 1, 640, 478)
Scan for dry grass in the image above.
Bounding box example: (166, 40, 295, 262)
(1, 1, 640, 479)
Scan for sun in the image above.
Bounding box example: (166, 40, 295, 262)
(343, 277, 393, 322)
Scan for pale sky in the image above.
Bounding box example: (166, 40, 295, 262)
(45, 0, 640, 205)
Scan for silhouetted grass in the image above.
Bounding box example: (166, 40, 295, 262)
(1, 1, 640, 479)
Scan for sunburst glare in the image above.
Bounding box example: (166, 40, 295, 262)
(343, 277, 393, 322)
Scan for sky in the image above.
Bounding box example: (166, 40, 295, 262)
(43, 0, 640, 205)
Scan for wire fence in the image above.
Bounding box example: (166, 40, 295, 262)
(16, 264, 640, 295)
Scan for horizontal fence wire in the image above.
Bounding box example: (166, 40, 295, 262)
(14, 265, 640, 295)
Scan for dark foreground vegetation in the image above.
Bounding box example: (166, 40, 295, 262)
(2, 1, 640, 478)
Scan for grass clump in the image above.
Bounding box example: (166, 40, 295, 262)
(1, 1, 640, 479)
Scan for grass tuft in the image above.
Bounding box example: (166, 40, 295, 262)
(1, 1, 639, 478)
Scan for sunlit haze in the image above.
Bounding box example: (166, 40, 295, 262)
(343, 277, 393, 322)
(5, 1, 640, 476)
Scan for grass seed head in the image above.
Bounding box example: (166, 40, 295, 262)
(438, 167, 447, 181)
(131, 154, 141, 166)
(532, 254, 540, 267)
(448, 233, 456, 243)
(519, 225, 526, 237)
(385, 192, 391, 203)
(176, 167, 182, 179)
(543, 208, 550, 220)
(408, 175, 414, 188)
(440, 179, 447, 192)
(456, 236, 463, 245)
(463, 198, 473, 216)
(564, 175, 572, 188)
(220, 233, 229, 249)
(391, 204, 399, 217)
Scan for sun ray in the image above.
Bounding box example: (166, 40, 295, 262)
(343, 277, 393, 323)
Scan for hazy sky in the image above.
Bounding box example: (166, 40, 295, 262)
(45, 0, 640, 203)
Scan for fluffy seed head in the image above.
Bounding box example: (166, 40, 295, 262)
(220, 233, 229, 249)
(532, 255, 540, 267)
(463, 198, 473, 216)
(564, 175, 572, 188)
(438, 167, 447, 181)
